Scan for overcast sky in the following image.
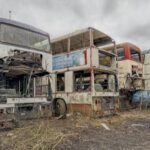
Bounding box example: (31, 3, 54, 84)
(0, 0, 150, 50)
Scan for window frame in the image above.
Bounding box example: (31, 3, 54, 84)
(73, 70, 91, 92)
(130, 48, 141, 62)
(0, 23, 51, 53)
(56, 73, 65, 92)
(116, 47, 125, 61)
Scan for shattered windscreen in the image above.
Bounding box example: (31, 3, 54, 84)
(0, 24, 50, 52)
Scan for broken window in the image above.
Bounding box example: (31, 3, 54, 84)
(95, 74, 108, 91)
(70, 32, 90, 52)
(0, 24, 50, 52)
(56, 73, 65, 92)
(17, 104, 34, 113)
(99, 51, 112, 67)
(117, 48, 125, 61)
(52, 32, 90, 54)
(74, 70, 91, 92)
(130, 48, 141, 62)
(94, 36, 113, 47)
(52, 39, 68, 55)
(94, 72, 117, 92)
(35, 76, 49, 96)
(8, 76, 30, 97)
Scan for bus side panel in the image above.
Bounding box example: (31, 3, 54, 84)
(53, 93, 119, 116)
(53, 92, 93, 116)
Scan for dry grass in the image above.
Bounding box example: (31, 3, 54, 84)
(0, 119, 78, 150)
(0, 110, 149, 150)
(80, 110, 150, 128)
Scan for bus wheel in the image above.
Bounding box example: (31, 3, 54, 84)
(55, 99, 67, 118)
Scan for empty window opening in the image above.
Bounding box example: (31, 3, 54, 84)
(18, 106, 34, 113)
(130, 48, 141, 62)
(74, 70, 91, 92)
(117, 48, 125, 61)
(57, 73, 65, 92)
(99, 51, 113, 67)
(94, 73, 117, 92)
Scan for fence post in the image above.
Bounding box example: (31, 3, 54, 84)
(140, 96, 143, 111)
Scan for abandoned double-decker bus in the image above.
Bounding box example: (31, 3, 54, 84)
(0, 18, 52, 123)
(111, 42, 143, 90)
(105, 42, 144, 108)
(51, 27, 119, 117)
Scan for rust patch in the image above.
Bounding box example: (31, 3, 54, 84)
(67, 103, 93, 116)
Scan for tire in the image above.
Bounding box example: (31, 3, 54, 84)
(55, 99, 67, 118)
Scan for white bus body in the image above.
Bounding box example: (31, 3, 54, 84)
(0, 18, 52, 119)
(51, 27, 119, 116)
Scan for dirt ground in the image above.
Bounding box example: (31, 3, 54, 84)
(0, 110, 150, 150)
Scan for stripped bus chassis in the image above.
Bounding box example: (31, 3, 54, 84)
(0, 18, 52, 129)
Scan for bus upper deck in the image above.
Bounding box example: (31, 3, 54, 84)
(51, 27, 117, 73)
(116, 42, 142, 62)
(0, 18, 52, 75)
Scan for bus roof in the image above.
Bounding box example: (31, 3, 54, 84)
(0, 18, 49, 36)
(105, 42, 141, 52)
(51, 27, 113, 43)
(116, 42, 141, 51)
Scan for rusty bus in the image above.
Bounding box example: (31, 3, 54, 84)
(0, 18, 52, 128)
(51, 27, 119, 117)
(105, 42, 144, 108)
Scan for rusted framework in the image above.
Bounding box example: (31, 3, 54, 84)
(51, 27, 119, 116)
(0, 18, 52, 124)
